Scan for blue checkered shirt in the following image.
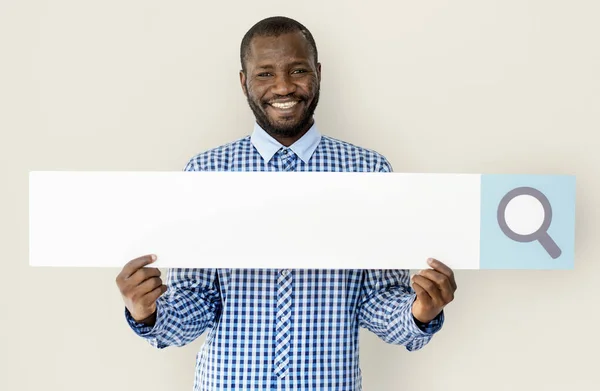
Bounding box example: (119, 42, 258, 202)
(126, 122, 444, 391)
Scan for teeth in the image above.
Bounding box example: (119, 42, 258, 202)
(271, 101, 298, 109)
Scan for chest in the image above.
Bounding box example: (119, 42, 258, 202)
(216, 269, 364, 311)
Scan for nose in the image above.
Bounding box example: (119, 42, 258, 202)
(271, 74, 296, 96)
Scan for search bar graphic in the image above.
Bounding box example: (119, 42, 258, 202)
(29, 172, 576, 270)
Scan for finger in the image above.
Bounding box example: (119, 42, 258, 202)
(427, 258, 457, 290)
(129, 267, 161, 286)
(412, 275, 443, 303)
(121, 254, 157, 279)
(419, 269, 454, 302)
(142, 284, 168, 305)
(411, 281, 432, 304)
(136, 277, 163, 296)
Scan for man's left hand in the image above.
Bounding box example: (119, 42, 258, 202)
(411, 258, 457, 324)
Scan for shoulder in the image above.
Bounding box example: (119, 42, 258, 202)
(319, 135, 393, 172)
(183, 136, 253, 171)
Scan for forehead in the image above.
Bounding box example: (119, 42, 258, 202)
(247, 31, 313, 67)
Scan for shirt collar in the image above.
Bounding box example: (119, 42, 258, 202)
(250, 122, 322, 164)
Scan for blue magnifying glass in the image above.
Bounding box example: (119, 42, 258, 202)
(497, 186, 562, 259)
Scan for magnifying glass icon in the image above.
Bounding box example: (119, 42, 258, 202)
(497, 186, 562, 259)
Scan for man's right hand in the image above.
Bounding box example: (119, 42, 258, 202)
(116, 254, 168, 327)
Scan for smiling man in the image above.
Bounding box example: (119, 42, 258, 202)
(117, 16, 457, 391)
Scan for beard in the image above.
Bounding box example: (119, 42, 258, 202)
(246, 85, 320, 138)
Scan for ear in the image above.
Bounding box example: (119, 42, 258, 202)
(316, 62, 322, 82)
(239, 70, 248, 97)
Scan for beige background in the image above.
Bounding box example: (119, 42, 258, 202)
(2, 0, 599, 390)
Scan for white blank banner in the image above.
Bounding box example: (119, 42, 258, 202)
(29, 171, 482, 269)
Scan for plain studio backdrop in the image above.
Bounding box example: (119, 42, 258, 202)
(1, 1, 599, 390)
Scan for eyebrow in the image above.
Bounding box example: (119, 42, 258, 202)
(254, 61, 310, 70)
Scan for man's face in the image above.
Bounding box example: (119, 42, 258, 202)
(240, 31, 321, 138)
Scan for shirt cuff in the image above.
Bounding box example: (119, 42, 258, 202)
(125, 303, 165, 338)
(403, 294, 444, 336)
(412, 311, 444, 335)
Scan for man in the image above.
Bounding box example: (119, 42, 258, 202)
(116, 16, 457, 391)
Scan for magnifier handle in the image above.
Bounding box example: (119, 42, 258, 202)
(538, 233, 562, 259)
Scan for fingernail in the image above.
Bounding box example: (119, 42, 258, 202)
(427, 258, 434, 265)
(151, 254, 157, 261)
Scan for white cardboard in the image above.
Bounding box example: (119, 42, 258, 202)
(29, 171, 481, 269)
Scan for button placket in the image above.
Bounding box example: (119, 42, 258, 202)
(280, 149, 297, 172)
(273, 269, 293, 378)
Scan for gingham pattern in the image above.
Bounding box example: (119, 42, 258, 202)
(273, 269, 293, 377)
(126, 123, 444, 391)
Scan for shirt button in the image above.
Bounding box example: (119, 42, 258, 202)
(281, 270, 289, 276)
(282, 149, 288, 155)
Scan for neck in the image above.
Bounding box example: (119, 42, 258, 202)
(266, 118, 314, 147)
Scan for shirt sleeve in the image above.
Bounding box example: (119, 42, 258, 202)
(125, 268, 222, 349)
(357, 269, 444, 351)
(377, 156, 394, 173)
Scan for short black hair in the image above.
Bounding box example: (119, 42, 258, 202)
(240, 16, 318, 73)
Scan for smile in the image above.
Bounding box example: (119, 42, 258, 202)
(270, 101, 299, 110)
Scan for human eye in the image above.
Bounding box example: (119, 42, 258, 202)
(257, 72, 272, 77)
(292, 69, 307, 74)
